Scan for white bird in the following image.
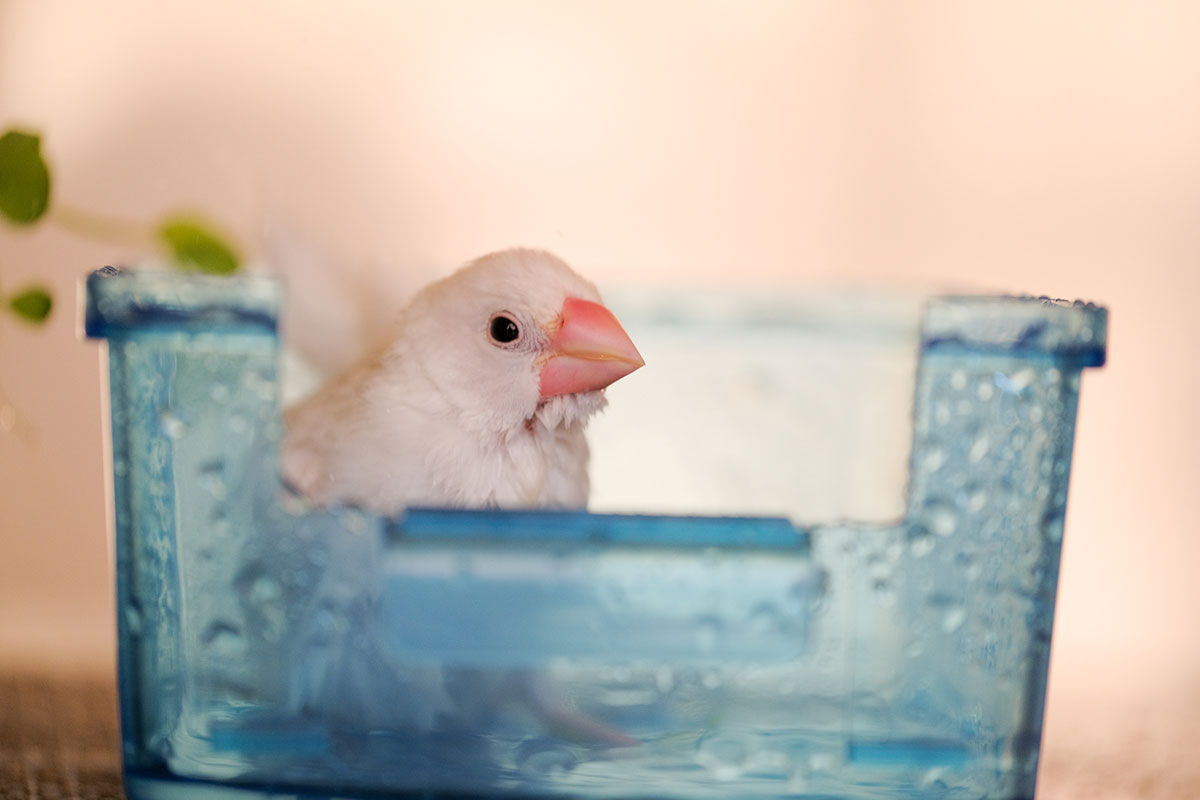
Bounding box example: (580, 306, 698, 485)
(275, 248, 645, 751)
(281, 247, 644, 515)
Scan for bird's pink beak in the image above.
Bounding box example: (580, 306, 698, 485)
(539, 297, 644, 399)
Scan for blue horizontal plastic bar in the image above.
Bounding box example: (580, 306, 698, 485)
(920, 295, 1107, 366)
(392, 507, 809, 551)
(921, 335, 1107, 367)
(84, 266, 280, 338)
(847, 738, 971, 769)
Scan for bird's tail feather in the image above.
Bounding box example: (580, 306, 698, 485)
(258, 224, 436, 398)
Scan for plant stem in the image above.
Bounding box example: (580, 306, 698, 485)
(0, 379, 35, 444)
(0, 280, 37, 444)
(49, 203, 154, 247)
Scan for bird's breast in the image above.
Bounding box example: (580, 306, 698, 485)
(445, 423, 590, 510)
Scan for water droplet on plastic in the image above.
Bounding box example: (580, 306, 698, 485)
(1000, 368, 1034, 394)
(872, 579, 895, 606)
(124, 604, 143, 636)
(280, 489, 312, 517)
(311, 605, 338, 640)
(210, 513, 232, 542)
(908, 525, 936, 557)
(965, 487, 988, 514)
(199, 460, 226, 500)
(201, 620, 243, 657)
(516, 738, 577, 775)
(1029, 404, 1044, 424)
(210, 383, 231, 404)
(942, 605, 967, 633)
(950, 371, 967, 391)
(920, 767, 947, 789)
(927, 592, 966, 630)
(924, 500, 958, 537)
(867, 553, 891, 582)
(344, 509, 370, 535)
(976, 381, 995, 402)
(601, 686, 657, 708)
(955, 551, 980, 582)
(249, 575, 281, 606)
(655, 666, 675, 694)
(245, 371, 276, 403)
(696, 732, 749, 780)
(159, 410, 188, 439)
(921, 447, 947, 473)
(227, 412, 249, 434)
(1041, 510, 1065, 542)
(968, 434, 990, 464)
(905, 639, 925, 658)
(808, 751, 838, 774)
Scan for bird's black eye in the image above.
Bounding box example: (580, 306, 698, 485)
(488, 314, 521, 345)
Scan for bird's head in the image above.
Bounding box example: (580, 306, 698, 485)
(399, 248, 644, 435)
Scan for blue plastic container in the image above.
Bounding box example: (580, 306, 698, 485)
(85, 268, 1106, 799)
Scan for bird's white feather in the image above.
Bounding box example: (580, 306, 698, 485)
(275, 247, 641, 748)
(281, 248, 611, 514)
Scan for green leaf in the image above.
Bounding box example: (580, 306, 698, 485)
(157, 217, 241, 275)
(0, 130, 52, 225)
(7, 286, 53, 323)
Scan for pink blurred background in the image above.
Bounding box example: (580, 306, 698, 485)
(1, 1, 1197, 795)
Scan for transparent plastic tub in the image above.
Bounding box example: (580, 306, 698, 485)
(84, 267, 1106, 800)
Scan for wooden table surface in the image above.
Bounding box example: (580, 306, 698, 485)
(0, 675, 123, 800)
